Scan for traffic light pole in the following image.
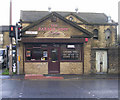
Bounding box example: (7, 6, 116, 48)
(16, 24, 19, 75)
(9, 39, 13, 75)
(9, 0, 13, 75)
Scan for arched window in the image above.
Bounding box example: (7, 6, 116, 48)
(93, 29, 98, 40)
(105, 29, 111, 40)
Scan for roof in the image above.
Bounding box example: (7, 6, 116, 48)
(20, 10, 117, 24)
(22, 12, 93, 38)
(0, 26, 9, 32)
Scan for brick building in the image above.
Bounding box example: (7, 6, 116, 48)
(17, 11, 119, 74)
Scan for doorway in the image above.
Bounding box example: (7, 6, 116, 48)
(96, 50, 108, 73)
(48, 47, 60, 74)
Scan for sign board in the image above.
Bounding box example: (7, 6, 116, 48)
(25, 31, 38, 35)
(67, 45, 75, 48)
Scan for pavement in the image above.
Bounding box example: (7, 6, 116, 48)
(0, 67, 119, 80)
(0, 73, 119, 80)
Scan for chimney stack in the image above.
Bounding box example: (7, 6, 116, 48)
(75, 8, 79, 13)
(107, 16, 112, 23)
(48, 7, 51, 12)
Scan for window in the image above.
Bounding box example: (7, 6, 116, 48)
(93, 29, 98, 40)
(69, 17, 73, 21)
(105, 29, 111, 40)
(61, 44, 82, 61)
(26, 45, 48, 61)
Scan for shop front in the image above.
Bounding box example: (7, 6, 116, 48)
(22, 38, 87, 74)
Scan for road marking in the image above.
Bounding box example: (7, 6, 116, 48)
(92, 94, 95, 97)
(19, 93, 23, 95)
(19, 95, 22, 98)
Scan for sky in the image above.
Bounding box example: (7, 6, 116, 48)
(0, 0, 119, 26)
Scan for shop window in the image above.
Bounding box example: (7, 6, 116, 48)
(61, 44, 81, 61)
(26, 48, 48, 61)
(105, 29, 111, 40)
(93, 29, 98, 40)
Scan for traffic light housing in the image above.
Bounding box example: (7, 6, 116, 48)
(18, 25, 22, 39)
(9, 25, 15, 37)
(17, 20, 22, 39)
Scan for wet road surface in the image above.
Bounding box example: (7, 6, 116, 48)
(1, 79, 119, 99)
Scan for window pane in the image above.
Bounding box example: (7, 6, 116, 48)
(61, 44, 81, 60)
(26, 49, 32, 60)
(93, 29, 98, 40)
(26, 48, 48, 61)
(32, 49, 41, 60)
(51, 49, 58, 61)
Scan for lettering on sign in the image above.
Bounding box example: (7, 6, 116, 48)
(38, 24, 69, 32)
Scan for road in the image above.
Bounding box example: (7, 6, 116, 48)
(1, 79, 119, 99)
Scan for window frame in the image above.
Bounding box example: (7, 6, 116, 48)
(93, 29, 99, 40)
(25, 45, 48, 62)
(60, 44, 83, 62)
(104, 28, 111, 40)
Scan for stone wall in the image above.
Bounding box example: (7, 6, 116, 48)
(60, 62, 83, 74)
(108, 47, 119, 74)
(24, 62, 48, 74)
(91, 49, 96, 73)
(84, 40, 91, 74)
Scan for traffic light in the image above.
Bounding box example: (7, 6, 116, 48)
(17, 20, 22, 39)
(18, 25, 22, 39)
(9, 25, 15, 37)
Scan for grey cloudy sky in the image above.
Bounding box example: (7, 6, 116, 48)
(0, 0, 119, 25)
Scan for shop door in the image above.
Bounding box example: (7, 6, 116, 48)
(96, 51, 108, 73)
(48, 47, 60, 74)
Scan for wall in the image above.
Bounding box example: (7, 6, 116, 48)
(24, 62, 48, 74)
(60, 62, 83, 74)
(108, 47, 119, 74)
(84, 39, 91, 74)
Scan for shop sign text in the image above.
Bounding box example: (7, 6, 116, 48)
(38, 24, 69, 31)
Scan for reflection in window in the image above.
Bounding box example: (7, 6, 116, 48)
(93, 29, 98, 40)
(61, 44, 81, 61)
(105, 29, 111, 40)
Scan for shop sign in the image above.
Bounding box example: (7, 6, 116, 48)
(25, 31, 38, 35)
(67, 45, 75, 48)
(38, 24, 69, 31)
